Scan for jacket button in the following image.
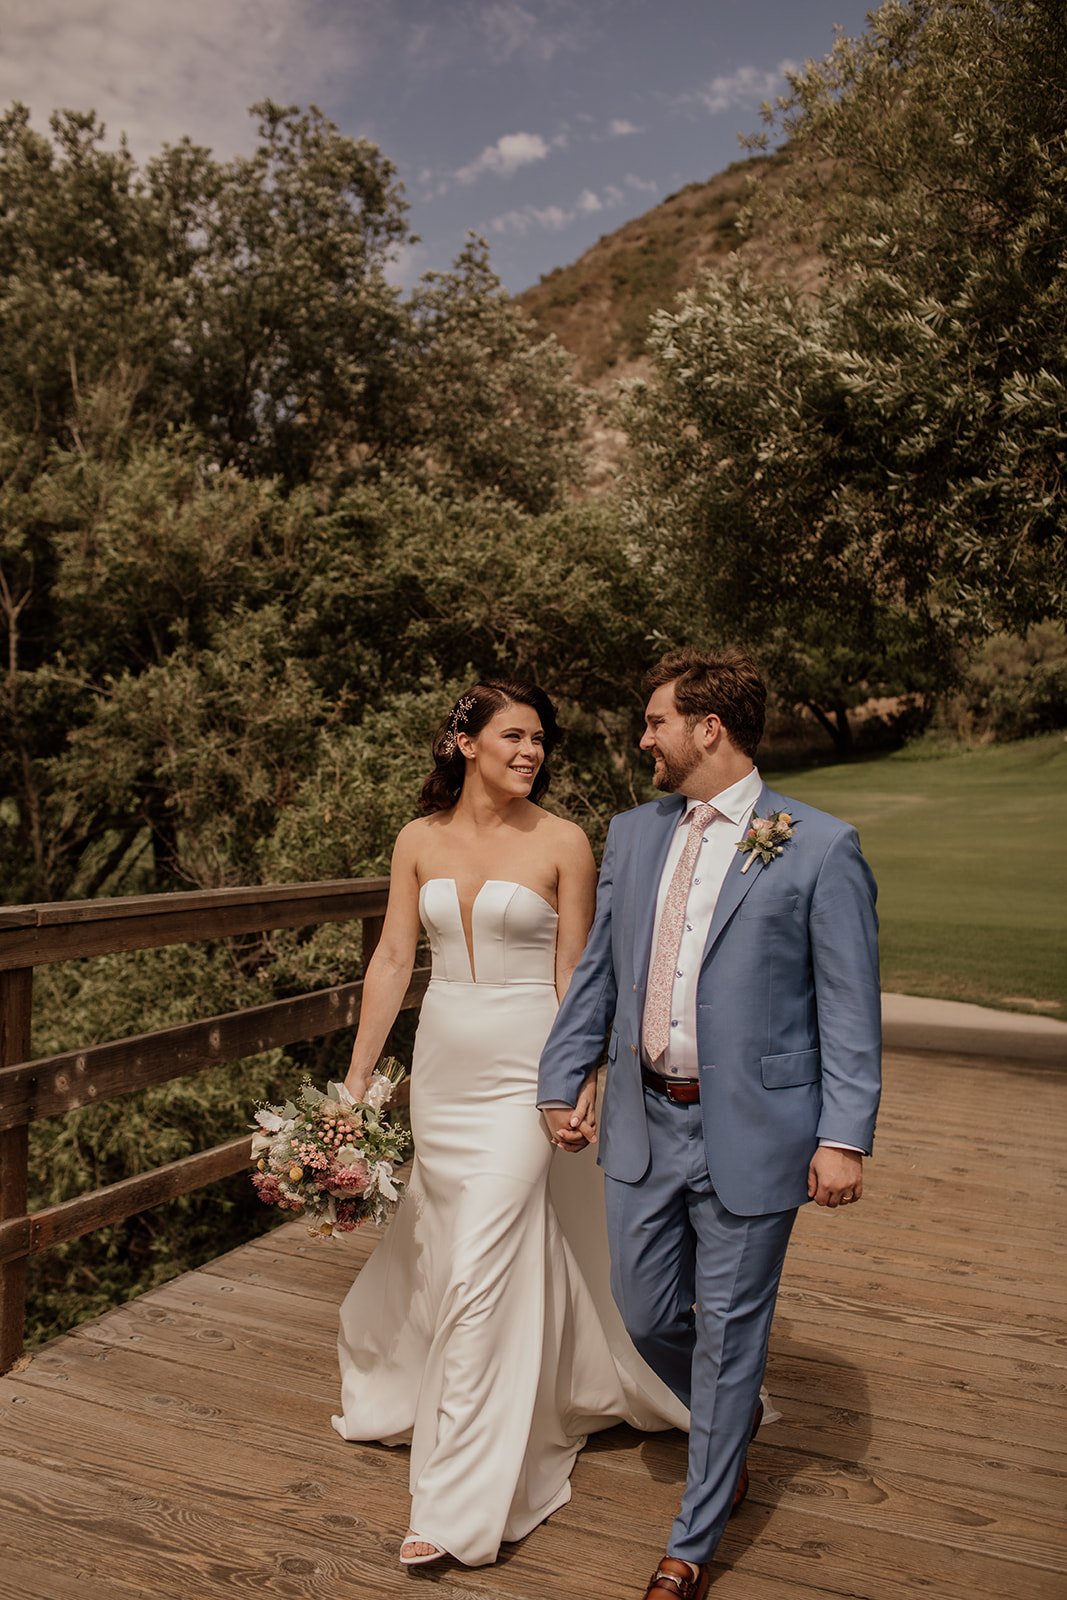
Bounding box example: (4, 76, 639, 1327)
(630, 1044, 638, 1054)
(632, 983, 637, 992)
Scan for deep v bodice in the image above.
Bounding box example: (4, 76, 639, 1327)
(419, 878, 558, 986)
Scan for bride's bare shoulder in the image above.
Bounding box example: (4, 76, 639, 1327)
(533, 809, 594, 861)
(392, 815, 439, 859)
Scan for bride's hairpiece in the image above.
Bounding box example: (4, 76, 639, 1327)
(441, 692, 477, 757)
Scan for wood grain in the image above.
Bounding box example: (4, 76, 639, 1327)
(1, 1048, 1064, 1600)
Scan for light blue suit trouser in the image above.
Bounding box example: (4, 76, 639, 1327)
(604, 1086, 797, 1564)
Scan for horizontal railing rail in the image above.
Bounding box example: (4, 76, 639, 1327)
(0, 879, 420, 1372)
(0, 879, 390, 969)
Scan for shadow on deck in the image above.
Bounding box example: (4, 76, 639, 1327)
(2, 1049, 1065, 1600)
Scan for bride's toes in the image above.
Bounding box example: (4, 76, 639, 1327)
(399, 1534, 447, 1566)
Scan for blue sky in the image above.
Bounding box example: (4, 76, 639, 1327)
(2, 0, 877, 292)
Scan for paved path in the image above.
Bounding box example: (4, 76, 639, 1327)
(883, 993, 1066, 1062)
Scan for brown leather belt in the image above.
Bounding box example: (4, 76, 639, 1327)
(641, 1064, 701, 1105)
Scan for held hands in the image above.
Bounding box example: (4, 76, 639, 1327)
(808, 1146, 864, 1208)
(544, 1073, 598, 1153)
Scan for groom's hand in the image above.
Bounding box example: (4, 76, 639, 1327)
(808, 1147, 864, 1208)
(543, 1106, 594, 1152)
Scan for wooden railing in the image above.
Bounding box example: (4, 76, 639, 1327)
(0, 879, 429, 1373)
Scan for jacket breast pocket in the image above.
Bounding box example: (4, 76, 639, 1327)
(761, 1048, 820, 1088)
(740, 894, 799, 920)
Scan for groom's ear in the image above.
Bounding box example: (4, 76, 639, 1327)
(699, 713, 724, 749)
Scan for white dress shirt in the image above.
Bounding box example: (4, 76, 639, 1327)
(644, 767, 763, 1078)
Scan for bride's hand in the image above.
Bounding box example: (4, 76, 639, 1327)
(343, 1060, 373, 1105)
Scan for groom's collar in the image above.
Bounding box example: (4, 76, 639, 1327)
(675, 766, 762, 827)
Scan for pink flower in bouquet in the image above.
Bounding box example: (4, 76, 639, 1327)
(252, 1171, 283, 1205)
(330, 1159, 371, 1194)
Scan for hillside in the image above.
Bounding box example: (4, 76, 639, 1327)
(516, 149, 822, 388)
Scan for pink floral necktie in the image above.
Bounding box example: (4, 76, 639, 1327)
(642, 803, 718, 1064)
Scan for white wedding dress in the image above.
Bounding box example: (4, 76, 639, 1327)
(331, 878, 689, 1567)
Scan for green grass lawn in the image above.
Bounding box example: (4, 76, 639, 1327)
(765, 732, 1067, 1021)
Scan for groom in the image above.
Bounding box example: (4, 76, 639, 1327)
(538, 648, 881, 1600)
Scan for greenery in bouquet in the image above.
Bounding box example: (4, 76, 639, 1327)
(250, 1060, 409, 1237)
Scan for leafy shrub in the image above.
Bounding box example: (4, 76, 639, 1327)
(937, 625, 1067, 742)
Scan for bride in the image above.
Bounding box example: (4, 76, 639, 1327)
(333, 679, 705, 1567)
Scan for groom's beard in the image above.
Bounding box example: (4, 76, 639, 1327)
(651, 741, 700, 793)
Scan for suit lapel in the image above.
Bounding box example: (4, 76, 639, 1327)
(632, 794, 686, 989)
(701, 782, 786, 964)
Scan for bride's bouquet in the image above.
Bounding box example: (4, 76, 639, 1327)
(249, 1060, 410, 1238)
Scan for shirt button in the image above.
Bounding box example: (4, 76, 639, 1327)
(693, 877, 701, 885)
(670, 1019, 679, 1028)
(676, 969, 683, 977)
(686, 923, 693, 932)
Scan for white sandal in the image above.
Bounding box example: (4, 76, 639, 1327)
(399, 1533, 447, 1566)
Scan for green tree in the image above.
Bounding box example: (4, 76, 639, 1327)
(150, 101, 409, 484)
(400, 238, 586, 513)
(624, 0, 1066, 747)
(0, 101, 411, 487)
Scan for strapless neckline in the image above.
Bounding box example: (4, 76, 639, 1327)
(420, 877, 559, 917)
(419, 878, 558, 987)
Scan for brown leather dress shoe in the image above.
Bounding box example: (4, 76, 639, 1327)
(730, 1398, 765, 1516)
(642, 1556, 710, 1600)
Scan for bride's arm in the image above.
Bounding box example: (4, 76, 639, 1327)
(343, 824, 422, 1100)
(553, 825, 599, 1139)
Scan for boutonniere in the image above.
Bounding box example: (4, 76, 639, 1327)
(737, 811, 798, 873)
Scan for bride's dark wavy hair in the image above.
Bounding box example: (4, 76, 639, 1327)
(419, 679, 563, 814)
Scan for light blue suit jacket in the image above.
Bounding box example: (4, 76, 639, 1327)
(538, 784, 882, 1215)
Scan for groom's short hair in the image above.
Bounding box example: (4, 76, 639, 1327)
(645, 647, 766, 759)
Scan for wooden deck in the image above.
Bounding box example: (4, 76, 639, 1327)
(2, 1048, 1065, 1600)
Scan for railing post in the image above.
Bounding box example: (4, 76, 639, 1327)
(0, 967, 32, 1372)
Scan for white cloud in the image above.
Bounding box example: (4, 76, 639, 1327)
(608, 117, 642, 137)
(491, 202, 571, 236)
(455, 130, 552, 185)
(0, 0, 368, 161)
(696, 59, 797, 116)
(625, 173, 659, 194)
(489, 183, 626, 236)
(479, 1, 587, 65)
(384, 238, 428, 292)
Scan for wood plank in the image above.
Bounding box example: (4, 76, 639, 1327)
(0, 909, 35, 929)
(0, 967, 429, 1129)
(5, 877, 388, 925)
(0, 1135, 252, 1266)
(3, 1047, 1065, 1600)
(0, 882, 389, 969)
